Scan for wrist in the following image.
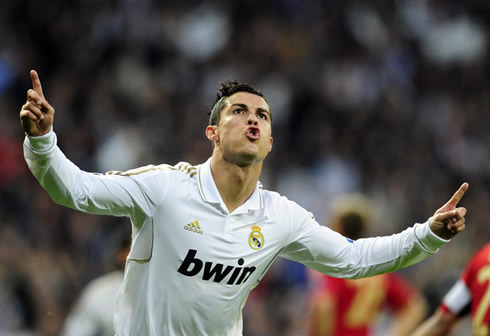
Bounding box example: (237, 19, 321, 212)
(414, 220, 449, 253)
(25, 127, 56, 153)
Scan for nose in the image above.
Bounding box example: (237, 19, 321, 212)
(247, 114, 258, 126)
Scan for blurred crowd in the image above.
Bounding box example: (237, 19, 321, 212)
(0, 0, 489, 335)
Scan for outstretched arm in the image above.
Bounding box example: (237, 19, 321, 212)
(281, 183, 470, 279)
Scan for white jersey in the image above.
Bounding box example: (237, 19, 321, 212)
(24, 130, 448, 336)
(61, 271, 123, 336)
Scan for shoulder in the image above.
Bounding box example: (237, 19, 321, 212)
(84, 271, 124, 296)
(463, 243, 490, 283)
(260, 188, 318, 240)
(467, 243, 490, 270)
(261, 188, 316, 227)
(77, 271, 124, 308)
(261, 188, 311, 214)
(476, 243, 490, 261)
(105, 161, 199, 182)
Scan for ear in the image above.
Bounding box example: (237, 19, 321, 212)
(268, 136, 273, 152)
(206, 125, 219, 142)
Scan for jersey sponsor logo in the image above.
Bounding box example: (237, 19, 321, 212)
(248, 224, 264, 250)
(178, 249, 256, 285)
(184, 220, 203, 234)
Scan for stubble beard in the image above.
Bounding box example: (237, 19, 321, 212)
(223, 150, 261, 168)
(220, 141, 268, 168)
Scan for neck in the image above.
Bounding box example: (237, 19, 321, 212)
(209, 154, 262, 213)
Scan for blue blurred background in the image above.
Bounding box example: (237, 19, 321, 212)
(0, 0, 489, 334)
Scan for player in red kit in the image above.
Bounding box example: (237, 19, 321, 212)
(412, 242, 490, 336)
(307, 194, 427, 336)
(309, 273, 427, 336)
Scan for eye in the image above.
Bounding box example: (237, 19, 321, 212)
(258, 112, 268, 120)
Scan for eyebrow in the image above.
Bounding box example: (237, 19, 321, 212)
(231, 103, 271, 116)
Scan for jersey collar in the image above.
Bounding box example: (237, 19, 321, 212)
(197, 158, 263, 215)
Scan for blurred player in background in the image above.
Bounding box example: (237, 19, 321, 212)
(308, 194, 428, 336)
(60, 233, 130, 336)
(412, 242, 490, 336)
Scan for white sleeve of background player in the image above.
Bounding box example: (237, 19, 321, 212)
(280, 205, 448, 279)
(23, 129, 165, 219)
(441, 279, 472, 314)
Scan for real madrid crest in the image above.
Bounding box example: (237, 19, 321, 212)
(248, 224, 264, 250)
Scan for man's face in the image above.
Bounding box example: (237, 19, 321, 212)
(207, 92, 273, 167)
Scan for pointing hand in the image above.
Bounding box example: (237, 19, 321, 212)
(19, 70, 55, 136)
(429, 183, 469, 240)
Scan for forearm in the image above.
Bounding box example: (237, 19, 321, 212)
(411, 309, 458, 336)
(284, 222, 448, 279)
(347, 222, 448, 278)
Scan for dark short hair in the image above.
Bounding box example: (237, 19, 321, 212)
(208, 80, 269, 126)
(339, 212, 366, 241)
(329, 194, 373, 240)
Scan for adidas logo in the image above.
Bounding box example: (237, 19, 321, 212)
(184, 220, 203, 234)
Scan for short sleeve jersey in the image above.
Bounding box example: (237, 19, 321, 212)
(441, 243, 490, 334)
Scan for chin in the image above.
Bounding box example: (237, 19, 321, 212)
(224, 151, 265, 167)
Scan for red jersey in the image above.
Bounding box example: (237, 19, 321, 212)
(441, 243, 490, 335)
(309, 272, 419, 336)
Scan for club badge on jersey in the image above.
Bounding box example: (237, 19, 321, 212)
(248, 224, 264, 250)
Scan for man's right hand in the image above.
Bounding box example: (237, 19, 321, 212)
(20, 70, 55, 136)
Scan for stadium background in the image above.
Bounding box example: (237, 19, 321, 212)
(0, 0, 489, 334)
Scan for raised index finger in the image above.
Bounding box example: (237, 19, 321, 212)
(445, 182, 469, 208)
(30, 70, 44, 98)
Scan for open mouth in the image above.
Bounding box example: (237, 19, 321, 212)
(246, 127, 260, 140)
